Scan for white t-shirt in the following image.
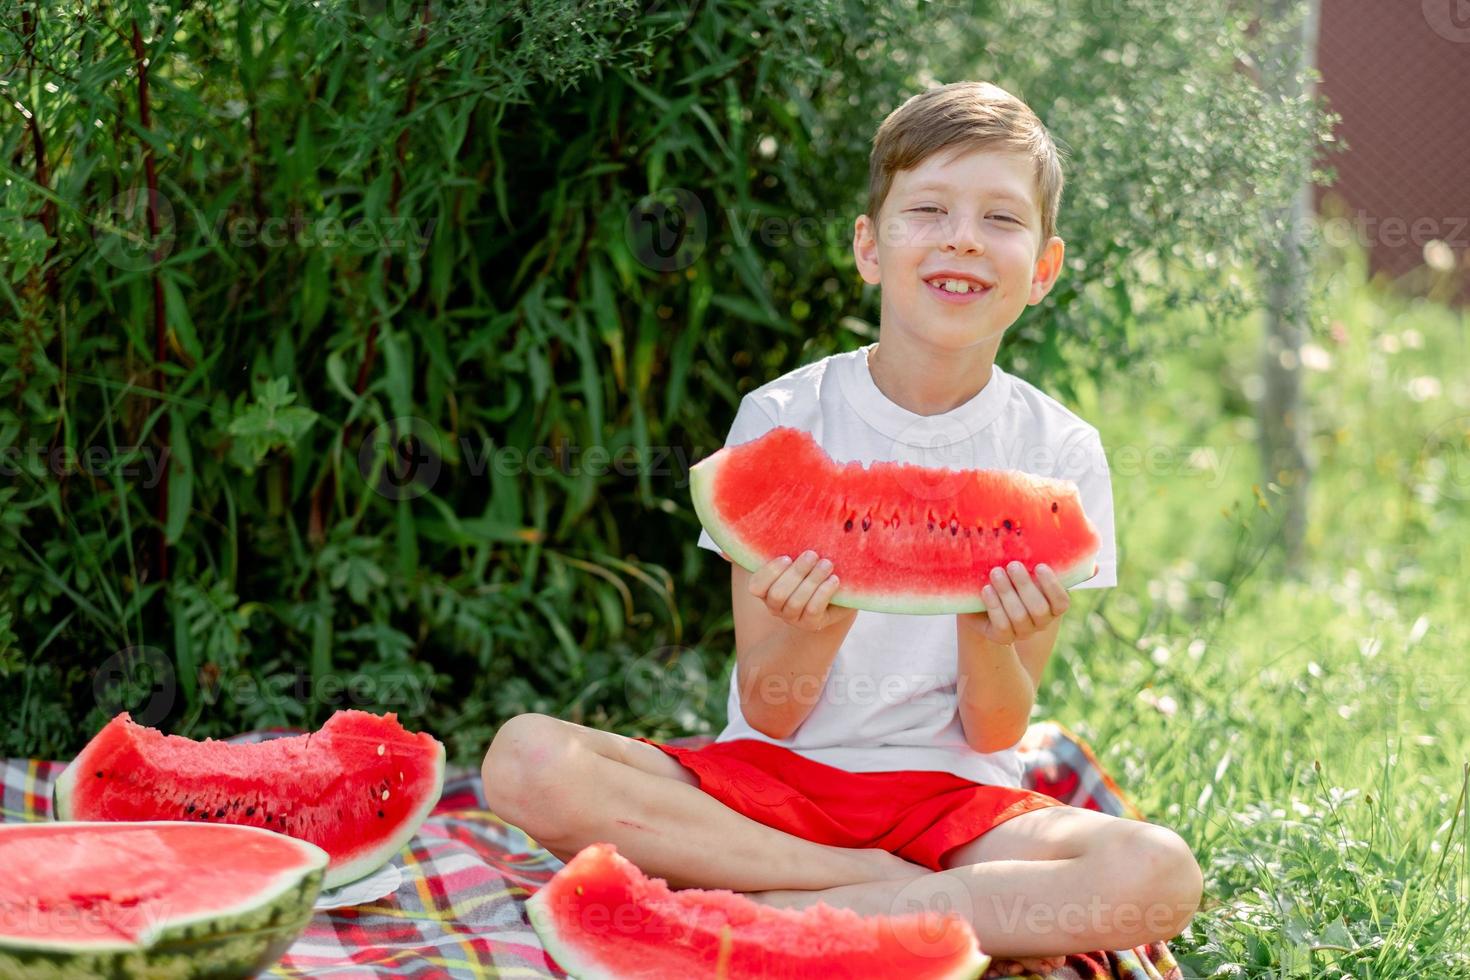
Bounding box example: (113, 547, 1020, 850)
(697, 342, 1118, 787)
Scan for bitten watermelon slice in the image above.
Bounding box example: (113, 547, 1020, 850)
(528, 842, 989, 979)
(691, 426, 1101, 614)
(0, 821, 325, 979)
(54, 710, 446, 889)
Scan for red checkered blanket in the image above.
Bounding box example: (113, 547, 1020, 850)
(2, 721, 1183, 979)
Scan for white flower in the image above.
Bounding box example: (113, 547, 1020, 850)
(1406, 376, 1442, 401)
(1299, 342, 1332, 372)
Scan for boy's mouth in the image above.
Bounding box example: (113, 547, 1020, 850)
(922, 274, 993, 304)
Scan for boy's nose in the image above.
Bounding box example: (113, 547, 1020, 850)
(940, 219, 985, 254)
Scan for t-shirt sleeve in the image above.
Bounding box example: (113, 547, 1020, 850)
(697, 395, 780, 560)
(1052, 428, 1118, 590)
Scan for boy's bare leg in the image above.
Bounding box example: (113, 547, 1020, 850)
(482, 714, 923, 892)
(742, 839, 1201, 958)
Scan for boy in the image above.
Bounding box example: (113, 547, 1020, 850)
(483, 81, 1203, 966)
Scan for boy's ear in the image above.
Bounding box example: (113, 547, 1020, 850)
(1028, 236, 1065, 305)
(852, 214, 882, 286)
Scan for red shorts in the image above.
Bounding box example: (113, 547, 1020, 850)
(632, 737, 1067, 872)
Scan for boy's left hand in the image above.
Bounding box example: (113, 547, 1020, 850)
(957, 562, 1070, 645)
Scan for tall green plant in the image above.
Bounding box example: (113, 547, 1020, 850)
(0, 0, 1331, 761)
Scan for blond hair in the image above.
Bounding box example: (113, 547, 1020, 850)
(865, 81, 1066, 253)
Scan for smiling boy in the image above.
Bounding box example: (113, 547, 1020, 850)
(483, 81, 1203, 965)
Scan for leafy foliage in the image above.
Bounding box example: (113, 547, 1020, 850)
(1, 0, 1328, 767)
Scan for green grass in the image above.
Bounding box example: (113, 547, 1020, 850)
(1044, 240, 1470, 977)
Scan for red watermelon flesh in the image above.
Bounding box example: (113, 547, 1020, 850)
(690, 426, 1101, 614)
(53, 710, 445, 889)
(527, 842, 990, 979)
(0, 821, 325, 977)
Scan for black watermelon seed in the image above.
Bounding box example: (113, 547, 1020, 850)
(246, 807, 255, 816)
(1002, 519, 1013, 531)
(844, 518, 853, 531)
(861, 516, 870, 531)
(1051, 501, 1059, 513)
(95, 771, 103, 779)
(950, 524, 957, 536)
(186, 804, 195, 814)
(215, 808, 226, 818)
(377, 810, 385, 819)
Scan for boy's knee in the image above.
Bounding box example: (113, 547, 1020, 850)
(482, 713, 578, 821)
(1113, 825, 1202, 937)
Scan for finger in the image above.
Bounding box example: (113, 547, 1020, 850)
(767, 551, 818, 609)
(749, 555, 793, 598)
(980, 587, 1013, 640)
(1005, 561, 1053, 622)
(783, 558, 832, 618)
(801, 574, 842, 623)
(989, 566, 1034, 631)
(1034, 564, 1071, 616)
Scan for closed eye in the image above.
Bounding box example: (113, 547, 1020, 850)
(910, 207, 1021, 224)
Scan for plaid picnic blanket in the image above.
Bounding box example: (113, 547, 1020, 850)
(2, 720, 1183, 980)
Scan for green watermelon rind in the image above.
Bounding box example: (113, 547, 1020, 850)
(690, 449, 1099, 616)
(525, 844, 992, 980)
(51, 714, 448, 891)
(0, 821, 325, 979)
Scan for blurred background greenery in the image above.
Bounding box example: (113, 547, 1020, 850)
(0, 0, 1326, 757)
(2, 0, 1467, 973)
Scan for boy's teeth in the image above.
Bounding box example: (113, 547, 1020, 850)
(933, 278, 979, 293)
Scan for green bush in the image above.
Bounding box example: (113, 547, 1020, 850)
(0, 0, 1331, 760)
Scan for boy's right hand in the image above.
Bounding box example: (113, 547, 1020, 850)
(748, 551, 857, 633)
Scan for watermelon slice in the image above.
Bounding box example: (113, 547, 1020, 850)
(0, 821, 325, 979)
(528, 842, 989, 979)
(690, 426, 1101, 614)
(53, 709, 446, 889)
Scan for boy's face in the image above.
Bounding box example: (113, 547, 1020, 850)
(853, 146, 1065, 350)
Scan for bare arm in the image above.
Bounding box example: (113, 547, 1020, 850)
(955, 562, 1070, 754)
(956, 617, 1059, 753)
(729, 551, 858, 740)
